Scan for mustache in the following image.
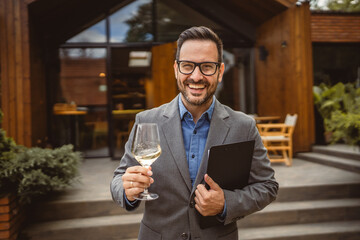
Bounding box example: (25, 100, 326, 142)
(183, 79, 209, 86)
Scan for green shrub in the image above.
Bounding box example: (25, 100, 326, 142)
(0, 109, 82, 204)
(313, 82, 360, 146)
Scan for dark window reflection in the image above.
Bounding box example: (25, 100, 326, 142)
(156, 0, 246, 46)
(156, 0, 220, 42)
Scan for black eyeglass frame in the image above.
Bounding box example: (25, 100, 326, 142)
(176, 60, 221, 76)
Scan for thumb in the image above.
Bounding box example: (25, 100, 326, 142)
(204, 174, 220, 190)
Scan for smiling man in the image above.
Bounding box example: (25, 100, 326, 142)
(175, 38, 224, 122)
(111, 26, 278, 240)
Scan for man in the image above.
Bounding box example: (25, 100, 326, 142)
(111, 26, 278, 240)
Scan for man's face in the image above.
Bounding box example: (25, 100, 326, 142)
(174, 40, 225, 107)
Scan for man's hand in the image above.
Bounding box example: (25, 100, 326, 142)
(122, 166, 154, 201)
(194, 174, 225, 216)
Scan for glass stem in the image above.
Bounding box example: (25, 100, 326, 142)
(143, 165, 150, 194)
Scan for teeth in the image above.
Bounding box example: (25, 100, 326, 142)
(189, 84, 205, 89)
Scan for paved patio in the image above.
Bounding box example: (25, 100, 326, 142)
(57, 144, 360, 203)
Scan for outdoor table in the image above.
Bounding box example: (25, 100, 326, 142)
(112, 109, 144, 119)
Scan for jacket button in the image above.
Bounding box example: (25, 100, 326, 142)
(189, 200, 195, 208)
(181, 232, 188, 239)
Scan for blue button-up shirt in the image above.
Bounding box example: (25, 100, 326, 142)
(179, 95, 227, 219)
(179, 96, 215, 186)
(126, 95, 226, 219)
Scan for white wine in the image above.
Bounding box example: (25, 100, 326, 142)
(131, 123, 161, 200)
(134, 145, 161, 167)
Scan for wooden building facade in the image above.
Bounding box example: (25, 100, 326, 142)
(0, 0, 315, 156)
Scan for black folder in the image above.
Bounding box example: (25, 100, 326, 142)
(199, 140, 255, 229)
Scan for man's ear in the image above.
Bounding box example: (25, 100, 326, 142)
(218, 63, 225, 83)
(173, 60, 178, 79)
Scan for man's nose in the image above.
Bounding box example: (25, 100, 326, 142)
(190, 66, 203, 80)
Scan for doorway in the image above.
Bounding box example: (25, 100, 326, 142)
(110, 46, 151, 158)
(50, 0, 253, 159)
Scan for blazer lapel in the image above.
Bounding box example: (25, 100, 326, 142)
(192, 100, 230, 191)
(161, 95, 192, 192)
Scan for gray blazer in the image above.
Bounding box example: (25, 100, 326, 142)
(111, 95, 278, 240)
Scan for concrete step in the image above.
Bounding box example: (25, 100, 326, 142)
(312, 144, 360, 161)
(238, 220, 360, 240)
(22, 214, 143, 240)
(238, 198, 360, 228)
(30, 198, 144, 222)
(24, 199, 360, 240)
(297, 152, 360, 174)
(276, 182, 360, 202)
(30, 182, 360, 223)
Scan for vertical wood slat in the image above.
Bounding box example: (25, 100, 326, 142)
(1, 0, 15, 137)
(14, 0, 25, 145)
(0, 0, 32, 146)
(255, 3, 315, 152)
(0, 0, 9, 128)
(151, 42, 177, 108)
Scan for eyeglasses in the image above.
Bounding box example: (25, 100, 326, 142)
(177, 60, 220, 76)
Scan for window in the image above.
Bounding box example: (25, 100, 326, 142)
(66, 20, 107, 43)
(110, 0, 153, 43)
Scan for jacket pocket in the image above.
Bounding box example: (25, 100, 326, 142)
(138, 221, 162, 240)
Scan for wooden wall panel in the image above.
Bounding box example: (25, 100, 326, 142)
(149, 42, 178, 108)
(0, 0, 32, 146)
(255, 3, 315, 152)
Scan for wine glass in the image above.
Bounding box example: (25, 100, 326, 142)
(131, 123, 161, 200)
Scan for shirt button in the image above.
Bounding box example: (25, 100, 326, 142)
(191, 154, 195, 158)
(181, 233, 188, 239)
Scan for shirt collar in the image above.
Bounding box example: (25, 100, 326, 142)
(178, 94, 215, 121)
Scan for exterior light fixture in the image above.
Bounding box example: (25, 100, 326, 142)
(259, 46, 269, 61)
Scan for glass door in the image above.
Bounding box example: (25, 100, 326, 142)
(110, 46, 152, 159)
(54, 48, 110, 157)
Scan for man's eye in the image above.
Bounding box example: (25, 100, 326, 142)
(202, 64, 214, 69)
(181, 63, 194, 69)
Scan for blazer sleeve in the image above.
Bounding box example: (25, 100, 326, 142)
(223, 119, 279, 225)
(110, 115, 141, 211)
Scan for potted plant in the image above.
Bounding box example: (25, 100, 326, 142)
(0, 109, 82, 239)
(313, 82, 360, 146)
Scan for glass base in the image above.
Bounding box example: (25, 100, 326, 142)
(134, 192, 159, 201)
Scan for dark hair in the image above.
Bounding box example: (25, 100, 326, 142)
(176, 26, 223, 63)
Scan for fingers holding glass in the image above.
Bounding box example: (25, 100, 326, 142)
(131, 123, 161, 201)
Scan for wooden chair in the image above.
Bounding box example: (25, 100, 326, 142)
(92, 121, 108, 148)
(257, 114, 298, 166)
(116, 120, 135, 148)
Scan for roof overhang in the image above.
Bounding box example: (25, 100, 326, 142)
(28, 0, 297, 46)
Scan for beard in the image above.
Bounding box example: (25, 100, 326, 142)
(177, 75, 219, 107)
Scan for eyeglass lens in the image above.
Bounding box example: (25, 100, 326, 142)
(179, 61, 218, 76)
